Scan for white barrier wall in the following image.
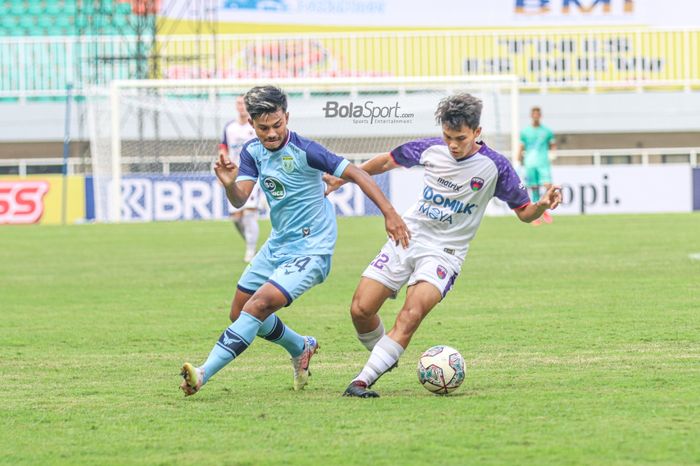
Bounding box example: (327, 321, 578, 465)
(551, 165, 692, 214)
(387, 164, 693, 216)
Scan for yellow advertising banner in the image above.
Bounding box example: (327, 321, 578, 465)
(153, 28, 700, 90)
(0, 175, 85, 225)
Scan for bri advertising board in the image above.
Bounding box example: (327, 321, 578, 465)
(84, 174, 389, 222)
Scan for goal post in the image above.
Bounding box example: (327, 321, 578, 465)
(88, 76, 520, 223)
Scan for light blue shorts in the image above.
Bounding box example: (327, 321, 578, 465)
(237, 242, 332, 306)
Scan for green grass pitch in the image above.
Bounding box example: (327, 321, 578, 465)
(2, 214, 699, 465)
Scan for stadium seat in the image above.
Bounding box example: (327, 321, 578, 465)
(74, 15, 89, 29)
(45, 26, 66, 36)
(80, 1, 96, 14)
(10, 2, 26, 15)
(37, 16, 55, 30)
(8, 27, 26, 36)
(55, 14, 72, 27)
(116, 2, 132, 15)
(27, 2, 43, 15)
(100, 0, 114, 13)
(18, 16, 36, 30)
(63, 3, 77, 15)
(27, 27, 45, 36)
(46, 3, 62, 16)
(0, 16, 19, 32)
(112, 14, 128, 28)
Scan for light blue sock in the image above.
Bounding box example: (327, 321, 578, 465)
(201, 311, 262, 384)
(257, 314, 305, 358)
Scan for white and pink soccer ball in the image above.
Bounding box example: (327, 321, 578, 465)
(417, 345, 466, 395)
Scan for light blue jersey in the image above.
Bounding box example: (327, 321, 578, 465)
(237, 131, 350, 256)
(234, 131, 350, 304)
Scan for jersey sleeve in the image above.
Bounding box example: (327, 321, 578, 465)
(306, 141, 350, 177)
(547, 127, 556, 144)
(236, 146, 258, 182)
(390, 137, 443, 168)
(494, 156, 530, 209)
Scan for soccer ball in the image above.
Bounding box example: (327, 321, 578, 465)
(417, 345, 466, 395)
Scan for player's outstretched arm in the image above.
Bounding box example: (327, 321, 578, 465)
(515, 185, 562, 223)
(340, 163, 411, 248)
(323, 152, 398, 196)
(214, 153, 255, 208)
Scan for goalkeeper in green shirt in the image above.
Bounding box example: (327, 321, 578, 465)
(517, 106, 557, 224)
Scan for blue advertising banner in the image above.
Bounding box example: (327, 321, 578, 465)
(693, 168, 700, 211)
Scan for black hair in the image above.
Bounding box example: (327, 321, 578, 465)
(244, 86, 288, 120)
(434, 93, 483, 131)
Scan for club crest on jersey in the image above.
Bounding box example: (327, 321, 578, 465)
(281, 155, 295, 174)
(436, 265, 447, 280)
(263, 176, 286, 200)
(470, 177, 485, 191)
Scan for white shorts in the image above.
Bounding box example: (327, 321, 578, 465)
(230, 183, 263, 213)
(361, 240, 462, 299)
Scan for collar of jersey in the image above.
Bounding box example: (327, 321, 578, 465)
(454, 142, 487, 163)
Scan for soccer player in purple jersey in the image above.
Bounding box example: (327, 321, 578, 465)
(324, 93, 562, 397)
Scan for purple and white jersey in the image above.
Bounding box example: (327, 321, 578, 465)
(391, 138, 530, 262)
(221, 120, 256, 165)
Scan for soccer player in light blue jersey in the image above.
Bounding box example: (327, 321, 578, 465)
(180, 85, 409, 396)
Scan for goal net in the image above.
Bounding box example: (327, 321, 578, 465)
(87, 76, 519, 222)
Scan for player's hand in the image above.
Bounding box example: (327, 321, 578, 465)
(385, 210, 411, 249)
(538, 185, 562, 211)
(323, 173, 347, 196)
(214, 153, 239, 188)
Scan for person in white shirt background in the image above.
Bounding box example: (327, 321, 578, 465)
(219, 95, 263, 262)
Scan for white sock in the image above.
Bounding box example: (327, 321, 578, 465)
(357, 319, 385, 351)
(242, 211, 259, 252)
(232, 217, 245, 239)
(354, 335, 404, 387)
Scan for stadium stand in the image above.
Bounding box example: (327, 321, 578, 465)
(0, 0, 136, 36)
(0, 0, 149, 104)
